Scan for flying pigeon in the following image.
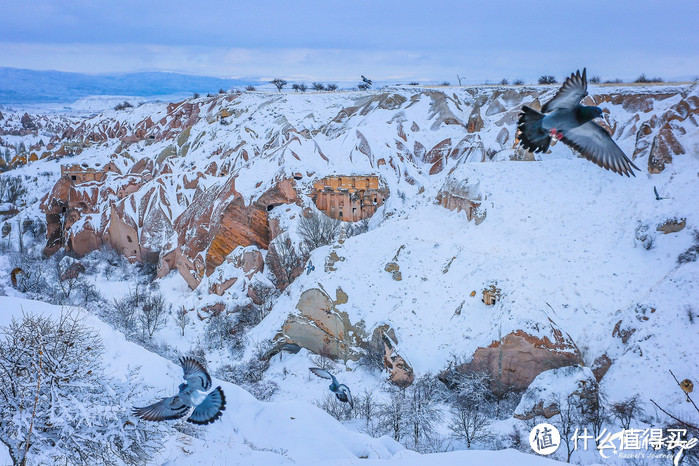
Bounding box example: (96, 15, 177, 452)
(132, 357, 226, 425)
(309, 367, 354, 408)
(361, 75, 373, 86)
(517, 68, 639, 177)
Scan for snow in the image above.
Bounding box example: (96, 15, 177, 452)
(0, 296, 566, 465)
(1, 83, 698, 464)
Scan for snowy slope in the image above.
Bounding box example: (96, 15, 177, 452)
(0, 296, 566, 465)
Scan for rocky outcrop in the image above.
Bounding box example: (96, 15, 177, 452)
(657, 217, 686, 234)
(160, 177, 299, 288)
(372, 325, 415, 387)
(454, 327, 583, 392)
(435, 178, 484, 223)
(279, 287, 363, 360)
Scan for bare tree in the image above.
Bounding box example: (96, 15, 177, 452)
(538, 75, 558, 84)
(610, 395, 643, 430)
(326, 84, 338, 91)
(267, 233, 303, 289)
(245, 85, 256, 92)
(357, 83, 370, 91)
(405, 375, 444, 451)
(354, 389, 381, 436)
(140, 292, 169, 338)
(270, 78, 288, 92)
(297, 211, 341, 252)
(447, 369, 492, 448)
(312, 82, 326, 91)
(379, 387, 408, 442)
(175, 306, 190, 336)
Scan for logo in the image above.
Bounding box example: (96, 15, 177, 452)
(530, 423, 561, 455)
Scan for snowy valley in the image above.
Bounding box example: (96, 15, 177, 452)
(0, 82, 698, 465)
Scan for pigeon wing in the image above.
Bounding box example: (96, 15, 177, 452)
(309, 367, 338, 385)
(542, 68, 588, 113)
(187, 386, 226, 425)
(180, 356, 212, 390)
(132, 395, 190, 422)
(560, 121, 639, 177)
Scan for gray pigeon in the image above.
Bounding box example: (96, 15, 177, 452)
(132, 357, 226, 425)
(309, 367, 354, 408)
(361, 75, 373, 86)
(517, 68, 639, 177)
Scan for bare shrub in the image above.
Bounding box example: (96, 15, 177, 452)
(317, 393, 353, 421)
(499, 78, 509, 85)
(538, 75, 557, 84)
(312, 82, 326, 91)
(140, 292, 169, 338)
(589, 76, 601, 84)
(357, 83, 370, 91)
(245, 85, 256, 92)
(677, 230, 699, 264)
(513, 79, 525, 85)
(113, 101, 133, 111)
(610, 395, 644, 430)
(326, 84, 338, 91)
(346, 219, 370, 238)
(0, 176, 26, 204)
(310, 346, 336, 372)
(298, 211, 341, 252)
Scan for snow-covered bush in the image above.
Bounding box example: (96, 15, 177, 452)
(107, 286, 169, 339)
(0, 311, 167, 465)
(316, 393, 353, 421)
(298, 211, 341, 252)
(0, 175, 26, 204)
(677, 229, 699, 264)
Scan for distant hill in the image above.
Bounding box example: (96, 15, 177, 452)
(0, 67, 261, 104)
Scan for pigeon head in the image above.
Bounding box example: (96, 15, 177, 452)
(178, 382, 187, 392)
(577, 105, 603, 124)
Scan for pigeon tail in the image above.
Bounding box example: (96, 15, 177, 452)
(517, 106, 551, 153)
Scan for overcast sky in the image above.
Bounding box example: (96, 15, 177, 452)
(1, 0, 697, 83)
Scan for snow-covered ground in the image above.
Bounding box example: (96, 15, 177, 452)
(0, 296, 566, 465)
(1, 84, 698, 464)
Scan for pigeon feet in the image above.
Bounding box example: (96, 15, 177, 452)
(549, 128, 564, 141)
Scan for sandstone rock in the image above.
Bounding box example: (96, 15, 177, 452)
(648, 123, 685, 173)
(657, 218, 686, 234)
(279, 287, 363, 360)
(591, 354, 612, 382)
(467, 105, 484, 133)
(372, 325, 414, 387)
(166, 178, 300, 287)
(435, 178, 482, 222)
(457, 328, 583, 392)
